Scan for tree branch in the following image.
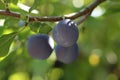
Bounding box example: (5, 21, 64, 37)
(76, 12, 91, 25)
(0, 0, 106, 22)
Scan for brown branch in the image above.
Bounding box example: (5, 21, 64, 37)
(0, 0, 106, 22)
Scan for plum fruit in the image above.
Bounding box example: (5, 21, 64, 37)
(52, 19, 79, 47)
(27, 34, 54, 59)
(55, 43, 79, 64)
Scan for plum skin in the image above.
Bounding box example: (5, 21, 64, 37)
(55, 43, 79, 64)
(52, 19, 79, 47)
(27, 34, 53, 59)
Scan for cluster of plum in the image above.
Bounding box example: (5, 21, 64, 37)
(27, 19, 79, 64)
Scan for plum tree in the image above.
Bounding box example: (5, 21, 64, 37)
(52, 19, 79, 47)
(55, 43, 79, 64)
(27, 34, 54, 59)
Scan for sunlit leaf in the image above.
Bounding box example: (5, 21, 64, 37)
(4, 17, 19, 30)
(0, 32, 17, 57)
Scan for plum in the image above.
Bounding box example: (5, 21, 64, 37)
(27, 34, 54, 59)
(55, 43, 79, 64)
(52, 19, 79, 47)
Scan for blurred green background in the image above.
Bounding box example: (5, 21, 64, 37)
(0, 0, 120, 80)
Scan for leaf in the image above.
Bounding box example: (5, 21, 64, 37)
(0, 32, 17, 57)
(3, 0, 18, 4)
(0, 0, 5, 9)
(29, 22, 41, 33)
(20, 13, 27, 21)
(29, 0, 41, 13)
(12, 0, 18, 4)
(39, 24, 52, 34)
(29, 22, 52, 34)
(4, 17, 19, 29)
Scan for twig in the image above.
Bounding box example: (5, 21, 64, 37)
(76, 12, 91, 25)
(0, 0, 106, 22)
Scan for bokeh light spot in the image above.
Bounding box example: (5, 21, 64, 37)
(17, 3, 38, 14)
(106, 73, 118, 80)
(106, 51, 117, 64)
(0, 19, 5, 27)
(8, 72, 29, 80)
(49, 68, 64, 80)
(91, 6, 105, 17)
(40, 4, 54, 16)
(89, 49, 102, 66)
(89, 53, 100, 66)
(72, 0, 84, 8)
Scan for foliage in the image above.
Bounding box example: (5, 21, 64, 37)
(0, 0, 120, 80)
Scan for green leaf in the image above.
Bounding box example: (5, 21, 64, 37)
(29, 0, 41, 13)
(39, 24, 52, 34)
(0, 0, 5, 9)
(0, 32, 17, 57)
(29, 22, 52, 34)
(5, 0, 11, 3)
(4, 17, 19, 28)
(29, 22, 41, 33)
(12, 0, 18, 4)
(3, 0, 18, 4)
(20, 13, 27, 21)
